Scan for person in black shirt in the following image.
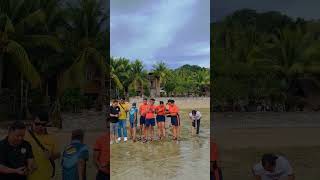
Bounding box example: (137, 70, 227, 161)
(110, 100, 120, 144)
(0, 121, 35, 180)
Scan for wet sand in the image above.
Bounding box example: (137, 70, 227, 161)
(111, 108, 210, 180)
(214, 112, 320, 180)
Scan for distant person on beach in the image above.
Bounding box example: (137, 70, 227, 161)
(110, 100, 120, 144)
(189, 109, 201, 135)
(0, 121, 35, 180)
(155, 101, 166, 140)
(129, 102, 138, 142)
(252, 154, 294, 180)
(93, 129, 109, 180)
(117, 97, 129, 142)
(166, 99, 180, 140)
(61, 129, 89, 180)
(139, 98, 148, 140)
(26, 112, 60, 180)
(144, 98, 156, 142)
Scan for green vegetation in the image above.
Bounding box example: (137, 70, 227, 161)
(110, 57, 210, 98)
(0, 0, 107, 125)
(212, 9, 320, 111)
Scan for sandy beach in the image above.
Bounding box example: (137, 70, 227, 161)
(214, 112, 320, 180)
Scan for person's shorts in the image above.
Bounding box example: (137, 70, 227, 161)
(140, 116, 146, 125)
(145, 118, 156, 127)
(130, 121, 137, 128)
(171, 116, 180, 126)
(111, 122, 118, 135)
(156, 115, 165, 122)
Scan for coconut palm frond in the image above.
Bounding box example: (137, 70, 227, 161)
(5, 40, 41, 88)
(22, 35, 63, 52)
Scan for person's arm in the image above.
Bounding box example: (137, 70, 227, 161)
(25, 142, 36, 174)
(134, 112, 137, 123)
(251, 167, 262, 180)
(93, 150, 100, 169)
(0, 165, 26, 175)
(51, 139, 61, 160)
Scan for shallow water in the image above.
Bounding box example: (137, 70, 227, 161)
(111, 109, 210, 180)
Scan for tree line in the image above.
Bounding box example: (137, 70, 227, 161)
(212, 9, 320, 112)
(0, 0, 107, 126)
(110, 57, 210, 98)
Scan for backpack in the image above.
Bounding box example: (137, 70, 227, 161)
(61, 143, 88, 169)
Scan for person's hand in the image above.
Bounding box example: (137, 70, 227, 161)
(14, 167, 27, 175)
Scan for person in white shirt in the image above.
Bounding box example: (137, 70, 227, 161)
(188, 109, 201, 135)
(252, 154, 294, 180)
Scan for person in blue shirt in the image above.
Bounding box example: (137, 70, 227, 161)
(61, 129, 89, 180)
(129, 102, 138, 142)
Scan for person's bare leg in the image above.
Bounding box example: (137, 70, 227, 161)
(133, 127, 136, 141)
(163, 122, 166, 138)
(161, 122, 165, 138)
(157, 122, 161, 139)
(151, 126, 154, 141)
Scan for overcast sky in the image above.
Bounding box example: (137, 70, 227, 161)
(110, 0, 210, 70)
(211, 0, 320, 22)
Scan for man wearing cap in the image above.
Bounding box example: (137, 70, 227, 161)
(252, 154, 294, 180)
(189, 109, 202, 135)
(25, 112, 60, 180)
(61, 129, 89, 180)
(117, 98, 129, 142)
(0, 121, 35, 180)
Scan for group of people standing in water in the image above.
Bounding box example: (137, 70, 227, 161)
(109, 97, 202, 144)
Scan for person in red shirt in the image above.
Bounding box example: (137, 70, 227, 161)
(139, 98, 148, 140)
(144, 98, 156, 143)
(93, 131, 109, 180)
(166, 99, 180, 140)
(155, 101, 166, 140)
(211, 137, 223, 180)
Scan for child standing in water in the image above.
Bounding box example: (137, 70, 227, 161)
(129, 103, 138, 142)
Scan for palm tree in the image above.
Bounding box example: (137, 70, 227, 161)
(152, 61, 169, 86)
(129, 60, 147, 97)
(249, 26, 320, 110)
(50, 0, 108, 127)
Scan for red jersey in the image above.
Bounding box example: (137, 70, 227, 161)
(139, 104, 148, 117)
(145, 105, 156, 119)
(156, 105, 166, 116)
(168, 104, 179, 116)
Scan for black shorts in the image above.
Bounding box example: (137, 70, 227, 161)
(140, 116, 146, 125)
(156, 115, 165, 122)
(171, 116, 180, 126)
